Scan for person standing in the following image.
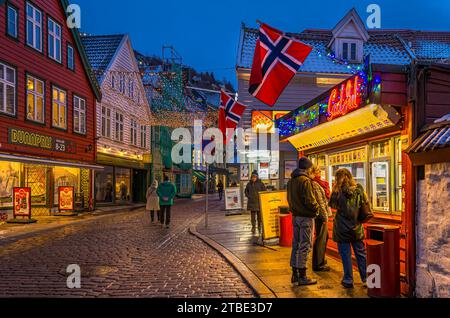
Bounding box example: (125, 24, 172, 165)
(157, 175, 177, 229)
(311, 166, 332, 272)
(146, 180, 160, 224)
(287, 158, 320, 286)
(217, 180, 224, 201)
(245, 171, 266, 234)
(329, 168, 368, 289)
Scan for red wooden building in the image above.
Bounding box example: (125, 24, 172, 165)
(0, 0, 101, 216)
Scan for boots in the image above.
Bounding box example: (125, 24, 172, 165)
(291, 268, 300, 284)
(297, 268, 317, 286)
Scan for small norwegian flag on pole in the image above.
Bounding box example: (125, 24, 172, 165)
(219, 90, 247, 144)
(249, 23, 313, 106)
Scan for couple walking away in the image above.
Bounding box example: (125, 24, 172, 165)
(288, 157, 368, 289)
(146, 176, 177, 229)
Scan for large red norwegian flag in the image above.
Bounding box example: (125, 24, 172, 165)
(249, 23, 313, 106)
(219, 90, 247, 144)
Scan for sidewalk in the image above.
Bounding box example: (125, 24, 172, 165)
(0, 203, 145, 242)
(192, 199, 368, 298)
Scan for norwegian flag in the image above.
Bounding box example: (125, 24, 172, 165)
(249, 23, 313, 106)
(219, 90, 247, 144)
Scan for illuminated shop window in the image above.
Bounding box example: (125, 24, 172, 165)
(24, 165, 47, 206)
(95, 166, 114, 203)
(53, 167, 80, 205)
(328, 148, 367, 190)
(115, 168, 131, 202)
(370, 140, 392, 213)
(0, 161, 21, 208)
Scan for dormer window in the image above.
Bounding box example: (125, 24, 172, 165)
(342, 41, 358, 62)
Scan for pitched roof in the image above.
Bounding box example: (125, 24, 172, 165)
(407, 115, 450, 153)
(59, 0, 102, 101)
(80, 34, 126, 84)
(237, 13, 450, 72)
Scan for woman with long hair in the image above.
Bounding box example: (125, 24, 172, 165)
(329, 168, 368, 289)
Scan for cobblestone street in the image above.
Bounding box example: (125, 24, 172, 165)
(0, 199, 255, 298)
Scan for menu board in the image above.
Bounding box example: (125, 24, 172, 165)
(13, 187, 32, 218)
(329, 148, 366, 165)
(259, 191, 288, 240)
(224, 187, 242, 211)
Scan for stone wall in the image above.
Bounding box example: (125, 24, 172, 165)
(416, 162, 450, 298)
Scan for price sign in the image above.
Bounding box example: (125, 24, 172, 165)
(13, 187, 32, 218)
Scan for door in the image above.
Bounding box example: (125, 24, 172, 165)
(132, 169, 147, 203)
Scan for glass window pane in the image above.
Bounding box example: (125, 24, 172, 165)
(35, 10, 41, 23)
(0, 65, 4, 79)
(60, 105, 66, 127)
(371, 162, 390, 211)
(59, 90, 66, 103)
(36, 97, 44, 122)
(26, 4, 32, 17)
(36, 26, 41, 50)
(6, 85, 15, 114)
(6, 68, 15, 83)
(27, 21, 33, 45)
(27, 77, 34, 91)
(27, 93, 35, 119)
(36, 80, 43, 94)
(0, 83, 4, 110)
(53, 102, 59, 125)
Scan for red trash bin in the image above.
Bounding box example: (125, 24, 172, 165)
(279, 207, 293, 247)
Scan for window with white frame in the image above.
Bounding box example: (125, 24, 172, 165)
(0, 62, 16, 116)
(130, 119, 138, 146)
(140, 125, 147, 148)
(48, 18, 62, 62)
(26, 2, 42, 51)
(7, 5, 18, 39)
(119, 74, 125, 94)
(74, 96, 86, 134)
(115, 112, 124, 142)
(52, 86, 67, 129)
(67, 44, 74, 70)
(26, 75, 45, 123)
(101, 106, 111, 138)
(111, 73, 116, 89)
(128, 78, 134, 99)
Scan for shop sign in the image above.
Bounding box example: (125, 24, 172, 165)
(252, 110, 289, 133)
(8, 128, 76, 154)
(58, 186, 74, 212)
(329, 148, 367, 165)
(224, 188, 242, 211)
(13, 187, 32, 218)
(327, 75, 365, 121)
(259, 191, 288, 240)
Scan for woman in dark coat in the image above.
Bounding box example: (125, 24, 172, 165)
(329, 168, 368, 289)
(245, 171, 266, 234)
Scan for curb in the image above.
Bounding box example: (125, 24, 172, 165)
(189, 222, 277, 299)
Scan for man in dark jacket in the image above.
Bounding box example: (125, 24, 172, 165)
(245, 171, 266, 234)
(287, 157, 320, 286)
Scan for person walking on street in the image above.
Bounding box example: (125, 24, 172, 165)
(329, 168, 368, 289)
(245, 171, 266, 235)
(311, 166, 332, 272)
(217, 181, 224, 201)
(146, 180, 160, 224)
(156, 175, 177, 229)
(287, 158, 320, 286)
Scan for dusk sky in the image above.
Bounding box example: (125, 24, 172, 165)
(75, 0, 450, 87)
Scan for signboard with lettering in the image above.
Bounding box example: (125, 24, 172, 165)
(224, 188, 242, 211)
(58, 186, 74, 212)
(8, 128, 76, 154)
(13, 187, 32, 219)
(259, 191, 288, 240)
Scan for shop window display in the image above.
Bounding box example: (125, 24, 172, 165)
(329, 148, 367, 190)
(24, 165, 47, 205)
(115, 168, 131, 202)
(53, 167, 80, 205)
(95, 166, 114, 203)
(0, 162, 20, 208)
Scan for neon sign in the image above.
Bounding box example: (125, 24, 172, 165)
(327, 75, 364, 121)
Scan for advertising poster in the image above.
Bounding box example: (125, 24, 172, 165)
(13, 187, 32, 218)
(284, 160, 297, 179)
(269, 162, 279, 180)
(240, 164, 249, 181)
(258, 162, 270, 180)
(224, 187, 242, 211)
(58, 186, 74, 212)
(259, 191, 288, 240)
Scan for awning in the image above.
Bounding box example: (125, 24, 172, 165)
(193, 170, 206, 182)
(0, 153, 104, 170)
(285, 104, 401, 152)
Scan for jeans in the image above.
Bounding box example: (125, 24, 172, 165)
(337, 241, 367, 284)
(290, 216, 314, 269)
(160, 205, 172, 226)
(219, 191, 223, 201)
(312, 218, 329, 269)
(150, 210, 160, 222)
(251, 210, 262, 233)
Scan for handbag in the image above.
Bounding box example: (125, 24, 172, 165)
(358, 201, 374, 223)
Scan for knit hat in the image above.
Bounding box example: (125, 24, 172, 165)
(298, 157, 313, 170)
(251, 170, 259, 177)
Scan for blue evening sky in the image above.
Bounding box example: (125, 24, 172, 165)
(75, 0, 450, 87)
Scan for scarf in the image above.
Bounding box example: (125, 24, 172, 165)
(314, 176, 331, 200)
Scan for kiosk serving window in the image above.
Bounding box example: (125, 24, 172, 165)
(328, 148, 367, 190)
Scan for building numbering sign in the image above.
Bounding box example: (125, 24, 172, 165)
(8, 128, 76, 154)
(259, 191, 289, 240)
(59, 186, 75, 212)
(13, 187, 32, 218)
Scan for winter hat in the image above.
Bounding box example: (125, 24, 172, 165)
(298, 157, 313, 170)
(251, 170, 259, 177)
